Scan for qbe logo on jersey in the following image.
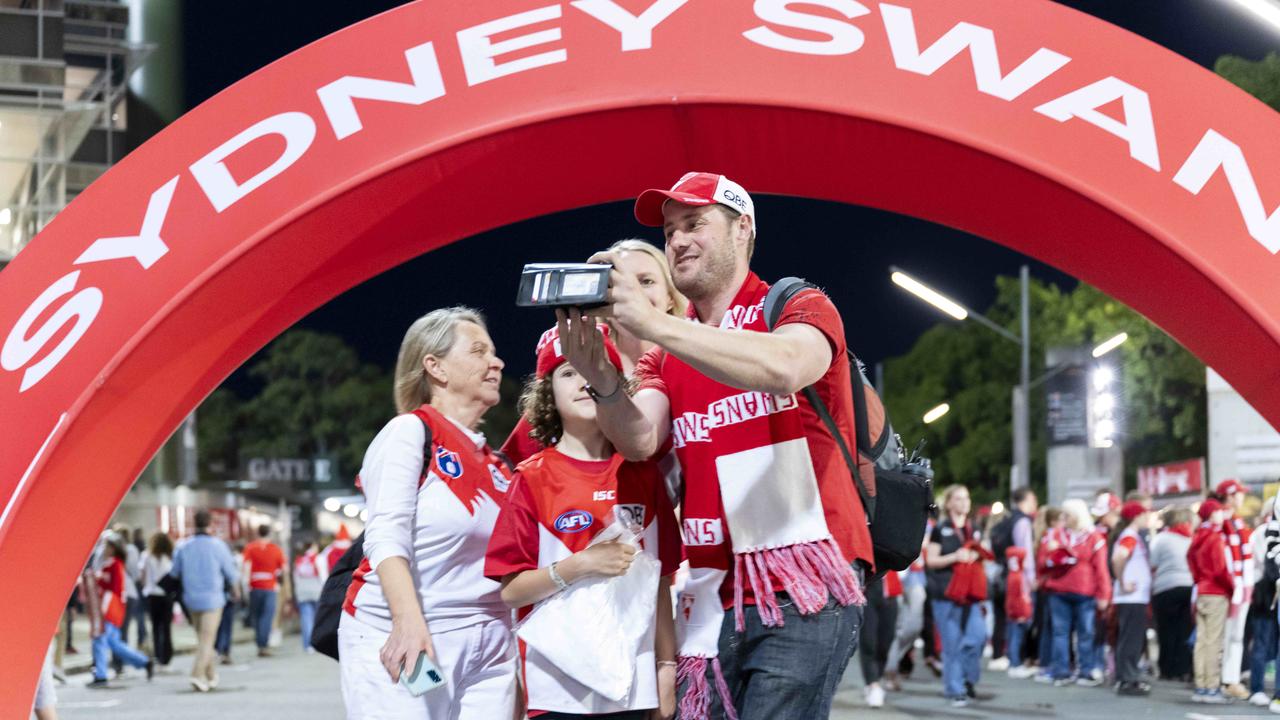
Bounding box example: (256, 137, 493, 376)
(488, 464, 510, 493)
(554, 509, 594, 534)
(434, 447, 463, 479)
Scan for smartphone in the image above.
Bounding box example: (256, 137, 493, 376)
(400, 651, 447, 697)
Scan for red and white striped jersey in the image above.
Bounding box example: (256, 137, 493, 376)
(344, 406, 513, 634)
(486, 446, 682, 715)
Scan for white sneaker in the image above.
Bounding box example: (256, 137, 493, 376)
(1008, 665, 1037, 679)
(988, 657, 1010, 671)
(189, 676, 209, 693)
(1269, 698, 1280, 714)
(1253, 692, 1272, 707)
(865, 683, 885, 708)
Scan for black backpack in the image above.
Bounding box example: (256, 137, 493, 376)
(312, 530, 367, 660)
(764, 277, 935, 574)
(988, 509, 1026, 562)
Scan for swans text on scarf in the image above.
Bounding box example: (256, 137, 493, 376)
(671, 391, 799, 449)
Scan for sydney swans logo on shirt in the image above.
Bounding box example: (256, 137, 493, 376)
(671, 391, 799, 448)
(434, 446, 464, 479)
(554, 510, 594, 534)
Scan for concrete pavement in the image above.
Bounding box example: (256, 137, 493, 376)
(47, 636, 1280, 719)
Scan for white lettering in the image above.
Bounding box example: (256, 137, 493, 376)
(1174, 129, 1280, 255)
(457, 5, 568, 86)
(1034, 77, 1161, 171)
(571, 0, 688, 51)
(190, 111, 318, 213)
(317, 42, 446, 140)
(744, 0, 871, 57)
(73, 177, 179, 270)
(682, 517, 724, 546)
(880, 3, 1070, 102)
(670, 391, 799, 447)
(2, 271, 103, 392)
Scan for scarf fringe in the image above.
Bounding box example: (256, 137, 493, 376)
(732, 538, 865, 631)
(677, 655, 739, 720)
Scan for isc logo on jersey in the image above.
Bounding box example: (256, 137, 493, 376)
(435, 447, 463, 479)
(554, 510, 593, 533)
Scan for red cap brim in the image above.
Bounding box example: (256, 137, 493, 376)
(634, 189, 716, 226)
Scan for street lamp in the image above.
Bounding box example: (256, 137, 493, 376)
(923, 402, 951, 424)
(1221, 0, 1280, 33)
(1092, 332, 1128, 358)
(891, 264, 1032, 492)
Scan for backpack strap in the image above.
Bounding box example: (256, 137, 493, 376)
(764, 278, 876, 520)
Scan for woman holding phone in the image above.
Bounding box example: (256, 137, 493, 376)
(486, 325, 681, 719)
(338, 307, 517, 720)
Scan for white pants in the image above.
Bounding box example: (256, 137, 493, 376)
(1222, 607, 1248, 684)
(339, 613, 516, 720)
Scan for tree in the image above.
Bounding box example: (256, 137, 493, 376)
(1216, 52, 1280, 112)
(882, 278, 1205, 505)
(197, 330, 393, 482)
(197, 329, 527, 482)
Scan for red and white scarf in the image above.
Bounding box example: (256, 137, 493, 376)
(1224, 515, 1253, 605)
(662, 275, 864, 720)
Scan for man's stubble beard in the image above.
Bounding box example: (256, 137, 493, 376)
(673, 238, 737, 304)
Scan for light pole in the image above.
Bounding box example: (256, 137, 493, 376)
(891, 265, 1031, 490)
(891, 265, 1131, 493)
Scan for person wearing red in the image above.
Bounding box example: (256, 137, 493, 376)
(339, 307, 517, 720)
(860, 568, 903, 708)
(1004, 545, 1033, 679)
(557, 172, 870, 720)
(1043, 499, 1111, 686)
(87, 539, 152, 687)
(293, 541, 324, 654)
(502, 239, 688, 467)
(1212, 478, 1254, 700)
(487, 326, 680, 719)
(1111, 502, 1153, 696)
(321, 524, 353, 577)
(925, 485, 989, 708)
(1189, 499, 1234, 704)
(243, 524, 286, 657)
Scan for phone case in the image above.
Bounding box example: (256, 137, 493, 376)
(401, 651, 447, 697)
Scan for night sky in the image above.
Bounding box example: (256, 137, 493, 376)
(180, 1, 1279, 384)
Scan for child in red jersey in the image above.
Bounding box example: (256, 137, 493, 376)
(88, 539, 153, 687)
(486, 326, 681, 720)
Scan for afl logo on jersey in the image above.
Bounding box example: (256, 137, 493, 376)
(554, 510, 594, 533)
(435, 447, 463, 479)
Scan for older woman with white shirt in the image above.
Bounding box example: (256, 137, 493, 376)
(338, 307, 517, 720)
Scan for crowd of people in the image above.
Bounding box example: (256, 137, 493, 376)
(32, 515, 357, 716)
(855, 478, 1280, 712)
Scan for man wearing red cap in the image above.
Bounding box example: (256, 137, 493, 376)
(1189, 499, 1234, 704)
(557, 171, 872, 719)
(1110, 501, 1152, 696)
(1213, 479, 1254, 700)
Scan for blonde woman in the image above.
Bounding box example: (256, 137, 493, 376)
(339, 307, 517, 720)
(502, 239, 687, 465)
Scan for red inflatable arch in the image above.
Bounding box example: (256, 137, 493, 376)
(2, 0, 1279, 708)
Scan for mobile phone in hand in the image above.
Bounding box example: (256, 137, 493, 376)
(401, 651, 447, 697)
